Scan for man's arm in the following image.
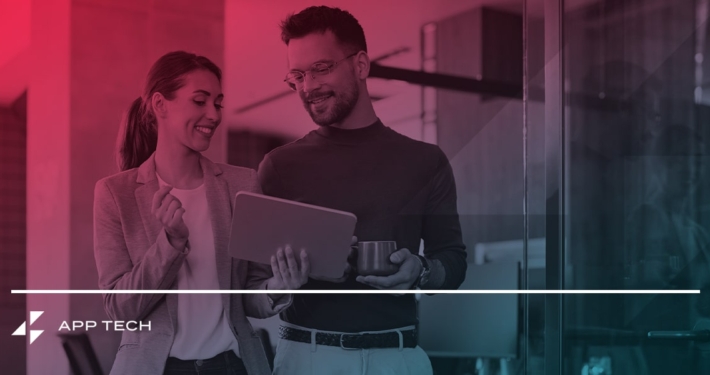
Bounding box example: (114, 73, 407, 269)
(419, 148, 467, 290)
(257, 154, 281, 197)
(356, 148, 467, 291)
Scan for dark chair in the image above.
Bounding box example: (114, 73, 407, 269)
(58, 332, 104, 375)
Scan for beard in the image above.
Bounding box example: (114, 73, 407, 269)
(300, 80, 359, 127)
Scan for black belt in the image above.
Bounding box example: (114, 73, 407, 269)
(279, 326, 417, 349)
(165, 350, 244, 372)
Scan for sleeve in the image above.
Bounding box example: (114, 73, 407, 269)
(93, 179, 188, 322)
(240, 169, 293, 318)
(242, 261, 293, 318)
(421, 148, 468, 290)
(256, 154, 281, 197)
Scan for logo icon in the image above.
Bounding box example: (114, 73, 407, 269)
(13, 311, 44, 344)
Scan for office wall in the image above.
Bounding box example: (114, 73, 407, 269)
(436, 7, 547, 252)
(0, 94, 27, 375)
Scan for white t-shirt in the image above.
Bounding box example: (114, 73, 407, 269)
(157, 174, 239, 360)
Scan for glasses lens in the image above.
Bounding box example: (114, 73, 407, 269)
(311, 64, 331, 76)
(284, 72, 303, 90)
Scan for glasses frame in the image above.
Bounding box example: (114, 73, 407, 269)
(283, 52, 360, 91)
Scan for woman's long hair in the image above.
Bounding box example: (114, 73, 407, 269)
(118, 51, 222, 171)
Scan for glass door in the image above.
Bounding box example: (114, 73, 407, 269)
(525, 0, 710, 374)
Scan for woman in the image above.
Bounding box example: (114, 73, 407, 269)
(93, 51, 308, 375)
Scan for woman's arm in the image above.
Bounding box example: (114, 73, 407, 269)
(241, 261, 293, 319)
(237, 169, 312, 318)
(93, 180, 188, 321)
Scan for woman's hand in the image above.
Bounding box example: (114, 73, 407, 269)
(152, 186, 189, 249)
(266, 245, 310, 290)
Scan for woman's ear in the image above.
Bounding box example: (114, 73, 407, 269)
(151, 92, 167, 119)
(354, 51, 370, 80)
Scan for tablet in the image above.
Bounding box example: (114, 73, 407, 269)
(228, 191, 357, 279)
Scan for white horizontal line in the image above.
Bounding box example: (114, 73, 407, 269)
(11, 290, 701, 294)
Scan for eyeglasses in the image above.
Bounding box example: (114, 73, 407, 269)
(283, 52, 359, 91)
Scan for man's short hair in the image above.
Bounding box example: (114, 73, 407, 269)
(280, 6, 367, 53)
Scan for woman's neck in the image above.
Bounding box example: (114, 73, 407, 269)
(154, 140, 203, 189)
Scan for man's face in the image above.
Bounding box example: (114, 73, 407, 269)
(287, 30, 360, 127)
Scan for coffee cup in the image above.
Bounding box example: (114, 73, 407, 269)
(356, 241, 399, 276)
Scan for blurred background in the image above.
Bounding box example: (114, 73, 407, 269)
(1, 0, 710, 374)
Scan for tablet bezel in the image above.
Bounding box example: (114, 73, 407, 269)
(228, 191, 357, 279)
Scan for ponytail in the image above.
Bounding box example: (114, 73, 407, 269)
(118, 96, 157, 171)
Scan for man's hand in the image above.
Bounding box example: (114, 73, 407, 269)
(356, 248, 422, 293)
(266, 245, 310, 290)
(310, 236, 358, 283)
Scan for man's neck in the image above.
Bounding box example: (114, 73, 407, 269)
(329, 91, 378, 130)
(331, 113, 378, 130)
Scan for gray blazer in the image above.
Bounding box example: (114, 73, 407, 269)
(93, 154, 286, 375)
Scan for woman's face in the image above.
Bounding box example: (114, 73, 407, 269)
(160, 69, 223, 153)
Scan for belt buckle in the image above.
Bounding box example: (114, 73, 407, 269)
(339, 333, 362, 350)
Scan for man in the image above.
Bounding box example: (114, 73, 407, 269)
(258, 6, 467, 374)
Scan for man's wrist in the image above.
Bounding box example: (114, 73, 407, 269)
(265, 279, 288, 304)
(425, 259, 446, 289)
(412, 255, 431, 289)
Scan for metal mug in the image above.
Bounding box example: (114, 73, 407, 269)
(357, 241, 399, 276)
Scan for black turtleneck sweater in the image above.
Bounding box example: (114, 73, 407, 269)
(257, 119, 467, 332)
